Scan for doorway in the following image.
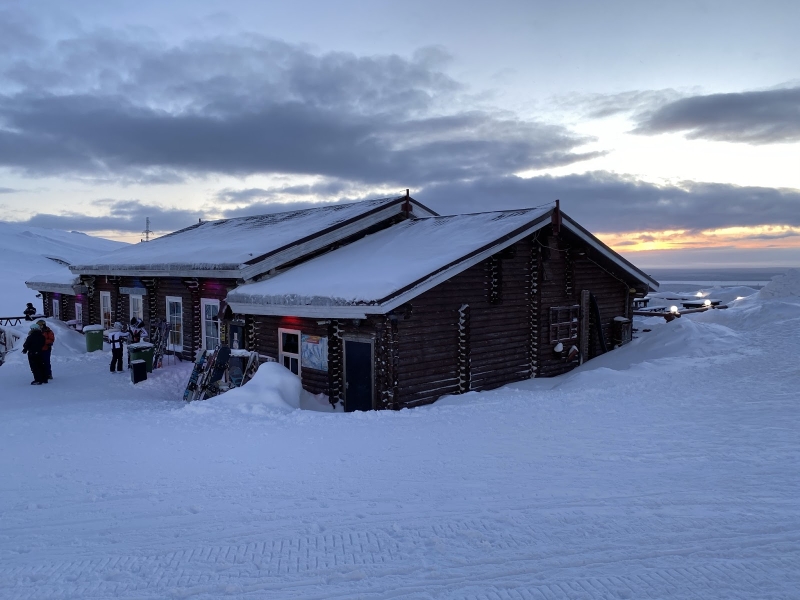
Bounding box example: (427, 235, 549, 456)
(344, 339, 373, 412)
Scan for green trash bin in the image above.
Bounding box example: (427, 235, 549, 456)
(128, 342, 155, 373)
(83, 324, 105, 352)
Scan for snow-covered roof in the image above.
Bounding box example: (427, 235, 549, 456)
(227, 208, 553, 318)
(227, 207, 659, 318)
(70, 196, 437, 278)
(25, 267, 86, 295)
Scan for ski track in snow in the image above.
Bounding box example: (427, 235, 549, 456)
(0, 296, 799, 599)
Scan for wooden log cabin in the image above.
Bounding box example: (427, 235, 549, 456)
(27, 196, 658, 410)
(28, 196, 437, 357)
(225, 201, 658, 410)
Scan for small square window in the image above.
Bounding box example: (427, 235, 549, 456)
(550, 305, 579, 343)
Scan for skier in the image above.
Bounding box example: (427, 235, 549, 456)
(23, 303, 37, 321)
(109, 322, 126, 373)
(128, 318, 148, 343)
(21, 323, 48, 384)
(37, 319, 55, 380)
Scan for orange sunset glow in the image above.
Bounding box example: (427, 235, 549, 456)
(599, 225, 800, 253)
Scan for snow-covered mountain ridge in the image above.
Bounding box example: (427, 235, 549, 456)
(0, 221, 126, 315)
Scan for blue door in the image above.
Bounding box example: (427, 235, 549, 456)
(344, 340, 373, 412)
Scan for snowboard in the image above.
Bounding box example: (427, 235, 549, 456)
(199, 346, 231, 400)
(183, 350, 207, 401)
(228, 355, 244, 387)
(192, 345, 220, 401)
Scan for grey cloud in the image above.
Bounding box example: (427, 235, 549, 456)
(0, 15, 592, 185)
(20, 199, 203, 233)
(634, 87, 800, 144)
(214, 180, 353, 204)
(0, 187, 18, 193)
(419, 171, 800, 232)
(561, 89, 682, 120)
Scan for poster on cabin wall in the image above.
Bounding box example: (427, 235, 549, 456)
(301, 334, 328, 371)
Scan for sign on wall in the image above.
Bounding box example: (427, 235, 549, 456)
(301, 334, 328, 371)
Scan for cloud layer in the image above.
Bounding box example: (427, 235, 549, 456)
(634, 87, 800, 144)
(0, 12, 594, 185)
(419, 171, 800, 233)
(14, 171, 800, 240)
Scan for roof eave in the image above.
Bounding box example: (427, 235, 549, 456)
(25, 281, 86, 295)
(69, 266, 242, 279)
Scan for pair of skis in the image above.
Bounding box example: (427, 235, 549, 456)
(150, 319, 172, 369)
(182, 348, 262, 402)
(184, 345, 231, 401)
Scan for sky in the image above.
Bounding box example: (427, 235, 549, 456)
(0, 0, 799, 267)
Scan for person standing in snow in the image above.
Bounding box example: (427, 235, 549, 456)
(129, 318, 147, 343)
(109, 322, 126, 373)
(37, 319, 55, 380)
(22, 323, 48, 384)
(23, 303, 37, 321)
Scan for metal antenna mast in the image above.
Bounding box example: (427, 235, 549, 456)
(142, 217, 152, 242)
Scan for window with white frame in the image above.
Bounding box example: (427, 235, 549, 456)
(549, 305, 579, 343)
(100, 291, 112, 329)
(201, 298, 220, 351)
(75, 302, 83, 326)
(52, 298, 61, 320)
(166, 296, 183, 351)
(129, 295, 143, 323)
(278, 328, 301, 376)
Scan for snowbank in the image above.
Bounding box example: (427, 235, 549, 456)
(188, 361, 303, 415)
(758, 268, 800, 299)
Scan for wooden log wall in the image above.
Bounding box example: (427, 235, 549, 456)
(247, 315, 332, 396)
(392, 237, 534, 408)
(572, 254, 630, 358)
(536, 231, 577, 378)
(41, 292, 51, 317)
(375, 316, 396, 409)
(327, 319, 345, 405)
(52, 275, 239, 360)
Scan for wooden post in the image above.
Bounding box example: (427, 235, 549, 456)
(579, 289, 590, 365)
(528, 238, 540, 378)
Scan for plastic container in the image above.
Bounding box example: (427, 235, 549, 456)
(83, 324, 105, 352)
(128, 342, 155, 373)
(131, 359, 147, 384)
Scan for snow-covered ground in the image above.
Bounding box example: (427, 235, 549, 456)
(0, 222, 125, 316)
(1, 273, 799, 599)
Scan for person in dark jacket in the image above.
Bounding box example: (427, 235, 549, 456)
(109, 322, 126, 373)
(37, 319, 55, 380)
(23, 303, 37, 321)
(22, 323, 48, 384)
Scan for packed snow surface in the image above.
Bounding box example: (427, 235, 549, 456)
(1, 280, 799, 598)
(759, 267, 800, 298)
(229, 208, 551, 306)
(69, 197, 409, 273)
(0, 222, 125, 315)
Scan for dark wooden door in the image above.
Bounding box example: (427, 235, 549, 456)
(344, 340, 373, 412)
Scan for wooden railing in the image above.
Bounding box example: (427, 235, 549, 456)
(0, 316, 25, 327)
